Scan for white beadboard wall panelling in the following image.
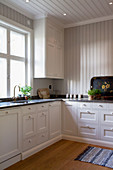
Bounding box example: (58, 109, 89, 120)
(0, 2, 33, 29)
(54, 20, 113, 95)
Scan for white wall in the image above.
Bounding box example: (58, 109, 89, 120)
(54, 19, 113, 95)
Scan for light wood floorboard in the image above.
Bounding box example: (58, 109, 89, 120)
(6, 140, 112, 170)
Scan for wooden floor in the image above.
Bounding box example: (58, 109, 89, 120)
(6, 140, 112, 170)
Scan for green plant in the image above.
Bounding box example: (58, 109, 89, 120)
(88, 89, 101, 96)
(88, 89, 96, 96)
(94, 89, 101, 94)
(20, 85, 32, 96)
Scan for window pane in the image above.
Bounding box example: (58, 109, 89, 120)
(10, 31, 25, 57)
(0, 26, 7, 54)
(10, 60, 25, 97)
(0, 58, 7, 97)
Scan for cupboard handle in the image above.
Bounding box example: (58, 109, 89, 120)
(99, 105, 103, 108)
(86, 111, 94, 114)
(81, 125, 94, 129)
(29, 115, 32, 119)
(29, 139, 32, 143)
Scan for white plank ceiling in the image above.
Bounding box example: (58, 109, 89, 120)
(1, 0, 113, 26)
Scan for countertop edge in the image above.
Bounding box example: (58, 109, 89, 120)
(1, 98, 113, 109)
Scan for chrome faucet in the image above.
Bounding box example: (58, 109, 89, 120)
(13, 85, 20, 101)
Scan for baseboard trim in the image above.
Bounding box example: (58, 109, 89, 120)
(22, 135, 62, 160)
(62, 135, 113, 148)
(0, 154, 21, 170)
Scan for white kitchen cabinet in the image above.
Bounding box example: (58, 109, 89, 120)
(0, 108, 21, 163)
(62, 101, 77, 136)
(78, 102, 99, 139)
(78, 109, 98, 124)
(49, 101, 61, 139)
(21, 105, 37, 151)
(101, 125, 113, 142)
(78, 123, 99, 139)
(34, 18, 64, 79)
(101, 110, 113, 125)
(37, 111, 48, 133)
(37, 103, 49, 145)
(22, 113, 37, 139)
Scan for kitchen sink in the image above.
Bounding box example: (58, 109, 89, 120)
(12, 100, 29, 103)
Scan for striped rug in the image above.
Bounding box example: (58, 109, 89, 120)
(75, 146, 113, 169)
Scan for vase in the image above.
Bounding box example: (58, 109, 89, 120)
(88, 95, 94, 100)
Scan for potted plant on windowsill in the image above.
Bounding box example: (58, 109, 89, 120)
(20, 85, 32, 100)
(88, 89, 101, 100)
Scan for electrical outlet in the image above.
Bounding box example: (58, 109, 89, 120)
(49, 85, 52, 89)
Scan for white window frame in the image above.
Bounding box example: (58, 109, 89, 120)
(0, 23, 29, 97)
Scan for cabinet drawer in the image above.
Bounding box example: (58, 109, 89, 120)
(107, 104, 113, 109)
(101, 110, 113, 125)
(78, 123, 98, 139)
(23, 136, 37, 151)
(0, 108, 20, 116)
(93, 103, 107, 109)
(37, 132, 48, 145)
(78, 109, 98, 124)
(78, 102, 91, 109)
(101, 125, 113, 142)
(21, 105, 36, 114)
(49, 101, 61, 107)
(38, 103, 48, 111)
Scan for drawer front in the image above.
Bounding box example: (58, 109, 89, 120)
(107, 104, 113, 109)
(78, 123, 98, 139)
(0, 108, 20, 116)
(21, 105, 36, 114)
(101, 125, 113, 142)
(101, 110, 113, 125)
(78, 109, 98, 124)
(49, 101, 61, 107)
(38, 103, 48, 111)
(93, 103, 107, 110)
(23, 136, 37, 151)
(78, 102, 91, 109)
(37, 131, 48, 145)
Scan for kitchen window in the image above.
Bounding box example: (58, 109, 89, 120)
(0, 25, 29, 98)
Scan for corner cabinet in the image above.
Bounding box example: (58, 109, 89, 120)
(34, 18, 64, 79)
(49, 101, 61, 139)
(62, 101, 78, 136)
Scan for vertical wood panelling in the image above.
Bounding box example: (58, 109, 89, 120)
(0, 3, 33, 29)
(59, 20, 113, 95)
